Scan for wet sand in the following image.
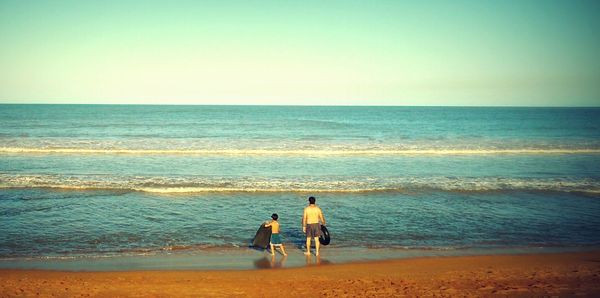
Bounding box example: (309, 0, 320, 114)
(1, 251, 600, 297)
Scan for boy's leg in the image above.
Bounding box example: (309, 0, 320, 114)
(280, 244, 287, 256)
(270, 243, 275, 255)
(305, 237, 311, 255)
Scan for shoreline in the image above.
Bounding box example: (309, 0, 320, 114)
(2, 246, 599, 271)
(1, 251, 599, 297)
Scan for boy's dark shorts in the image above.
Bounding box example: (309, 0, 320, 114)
(305, 223, 321, 238)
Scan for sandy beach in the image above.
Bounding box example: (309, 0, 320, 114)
(1, 251, 599, 297)
(2, 0, 600, 296)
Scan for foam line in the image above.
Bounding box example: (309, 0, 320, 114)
(1, 147, 599, 156)
(1, 174, 598, 194)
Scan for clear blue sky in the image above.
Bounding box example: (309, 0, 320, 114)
(1, 0, 599, 106)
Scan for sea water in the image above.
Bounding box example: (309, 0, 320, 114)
(1, 105, 599, 259)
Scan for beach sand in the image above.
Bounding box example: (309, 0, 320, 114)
(1, 251, 599, 297)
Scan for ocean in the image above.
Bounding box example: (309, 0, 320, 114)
(1, 105, 599, 261)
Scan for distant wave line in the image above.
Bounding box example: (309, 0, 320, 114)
(1, 147, 599, 156)
(1, 185, 598, 195)
(1, 175, 598, 195)
(0, 185, 394, 193)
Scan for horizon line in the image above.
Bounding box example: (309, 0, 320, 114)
(0, 102, 599, 108)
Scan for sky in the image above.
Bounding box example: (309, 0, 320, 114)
(0, 0, 599, 106)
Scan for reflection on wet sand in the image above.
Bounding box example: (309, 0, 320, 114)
(305, 254, 331, 266)
(253, 253, 332, 269)
(253, 255, 287, 269)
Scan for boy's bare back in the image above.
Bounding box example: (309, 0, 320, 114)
(265, 220, 280, 233)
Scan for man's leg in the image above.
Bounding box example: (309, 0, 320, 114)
(314, 237, 320, 256)
(305, 237, 311, 255)
(270, 243, 275, 256)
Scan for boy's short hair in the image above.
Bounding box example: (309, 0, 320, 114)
(271, 213, 278, 220)
(308, 196, 316, 204)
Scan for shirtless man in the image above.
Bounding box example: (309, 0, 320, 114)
(302, 196, 326, 256)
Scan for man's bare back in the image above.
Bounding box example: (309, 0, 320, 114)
(303, 205, 324, 225)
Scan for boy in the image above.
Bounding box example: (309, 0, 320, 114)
(265, 213, 288, 256)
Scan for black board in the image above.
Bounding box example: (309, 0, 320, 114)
(319, 225, 331, 245)
(252, 223, 272, 249)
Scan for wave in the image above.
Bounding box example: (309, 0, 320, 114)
(2, 147, 600, 156)
(1, 174, 598, 194)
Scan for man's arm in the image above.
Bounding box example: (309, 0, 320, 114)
(302, 208, 307, 227)
(319, 208, 326, 226)
(302, 208, 307, 233)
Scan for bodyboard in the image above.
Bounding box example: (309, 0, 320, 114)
(252, 223, 272, 249)
(319, 225, 331, 245)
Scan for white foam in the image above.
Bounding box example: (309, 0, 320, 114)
(1, 147, 599, 156)
(1, 174, 598, 194)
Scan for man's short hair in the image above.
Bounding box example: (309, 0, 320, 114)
(271, 213, 278, 220)
(308, 196, 316, 204)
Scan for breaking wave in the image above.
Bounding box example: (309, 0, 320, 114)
(1, 147, 599, 156)
(1, 174, 598, 194)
